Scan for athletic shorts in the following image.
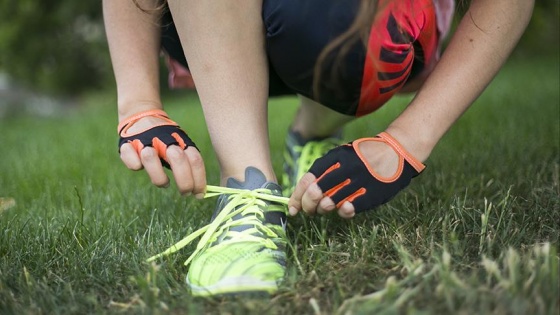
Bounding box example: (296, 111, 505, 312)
(161, 0, 453, 117)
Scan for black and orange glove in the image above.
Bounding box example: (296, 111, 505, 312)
(117, 109, 197, 168)
(308, 132, 425, 213)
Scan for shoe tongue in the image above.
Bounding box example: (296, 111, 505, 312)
(212, 167, 282, 219)
(212, 167, 284, 236)
(226, 166, 268, 190)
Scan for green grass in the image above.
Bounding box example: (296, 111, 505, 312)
(0, 56, 558, 314)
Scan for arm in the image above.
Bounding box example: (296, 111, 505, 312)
(103, 0, 162, 119)
(289, 0, 535, 217)
(386, 0, 535, 161)
(103, 0, 206, 196)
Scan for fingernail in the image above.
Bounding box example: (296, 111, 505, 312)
(195, 193, 205, 200)
(288, 207, 298, 216)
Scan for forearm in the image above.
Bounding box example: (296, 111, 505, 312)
(386, 0, 534, 161)
(103, 0, 162, 120)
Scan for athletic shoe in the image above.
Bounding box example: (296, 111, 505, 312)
(147, 167, 289, 296)
(282, 129, 341, 196)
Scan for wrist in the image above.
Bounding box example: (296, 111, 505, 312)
(118, 100, 163, 122)
(383, 124, 438, 163)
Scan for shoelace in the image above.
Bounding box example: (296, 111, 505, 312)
(146, 185, 289, 266)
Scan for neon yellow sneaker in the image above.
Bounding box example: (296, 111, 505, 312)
(147, 167, 289, 296)
(282, 129, 341, 196)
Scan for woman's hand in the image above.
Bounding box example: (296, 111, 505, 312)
(118, 109, 207, 198)
(288, 132, 425, 218)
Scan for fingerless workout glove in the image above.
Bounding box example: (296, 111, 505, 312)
(308, 132, 425, 213)
(118, 109, 197, 168)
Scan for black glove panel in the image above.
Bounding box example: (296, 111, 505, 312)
(118, 109, 197, 168)
(308, 132, 425, 213)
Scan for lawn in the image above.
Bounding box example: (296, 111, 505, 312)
(0, 55, 558, 314)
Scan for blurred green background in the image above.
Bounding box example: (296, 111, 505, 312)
(0, 0, 558, 102)
(0, 3, 558, 313)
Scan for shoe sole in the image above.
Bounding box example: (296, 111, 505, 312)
(186, 275, 279, 297)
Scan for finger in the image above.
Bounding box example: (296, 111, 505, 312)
(166, 145, 194, 195)
(288, 172, 316, 216)
(301, 182, 323, 216)
(119, 143, 143, 170)
(316, 196, 336, 215)
(337, 201, 356, 219)
(140, 146, 170, 187)
(185, 146, 206, 198)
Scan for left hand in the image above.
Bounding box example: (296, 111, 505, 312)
(288, 132, 425, 218)
(118, 109, 207, 197)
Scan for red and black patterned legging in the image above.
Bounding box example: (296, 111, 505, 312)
(161, 0, 441, 117)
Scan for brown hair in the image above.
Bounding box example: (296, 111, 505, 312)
(313, 0, 381, 98)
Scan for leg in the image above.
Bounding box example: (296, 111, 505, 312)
(162, 1, 288, 296)
(263, 0, 362, 195)
(264, 0, 364, 115)
(167, 0, 274, 185)
(291, 95, 354, 140)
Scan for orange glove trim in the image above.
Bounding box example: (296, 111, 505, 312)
(117, 109, 179, 137)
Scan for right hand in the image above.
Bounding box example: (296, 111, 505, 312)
(118, 109, 206, 197)
(288, 132, 425, 217)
